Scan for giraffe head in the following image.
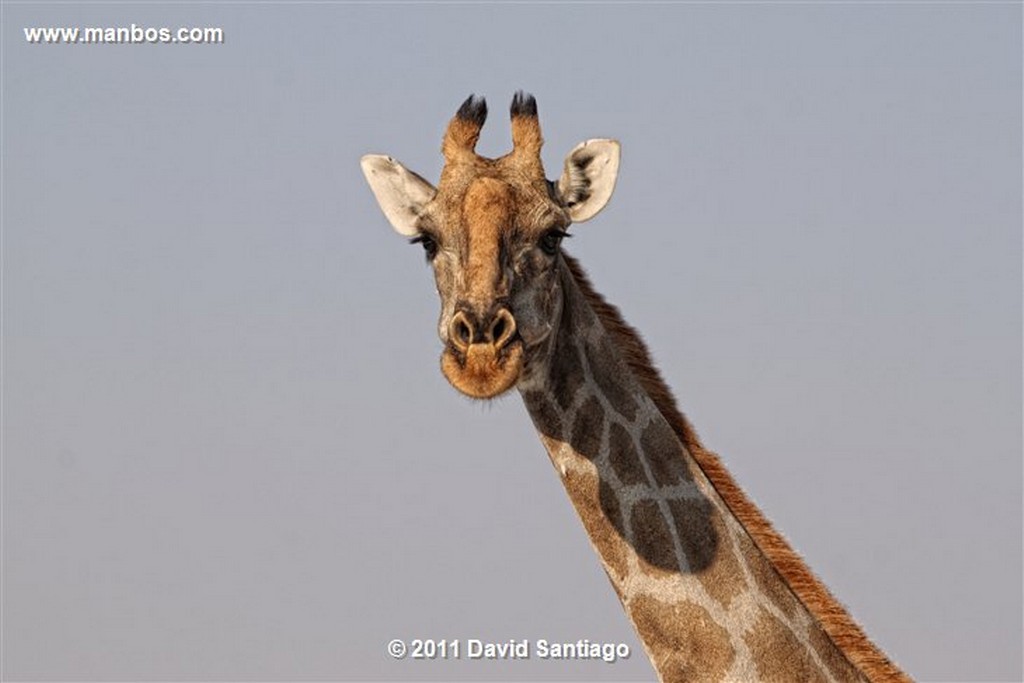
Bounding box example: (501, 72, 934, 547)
(361, 93, 620, 398)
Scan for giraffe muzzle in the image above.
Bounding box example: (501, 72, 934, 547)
(441, 307, 524, 399)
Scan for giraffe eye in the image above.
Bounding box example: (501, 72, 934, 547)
(539, 229, 570, 256)
(409, 233, 438, 261)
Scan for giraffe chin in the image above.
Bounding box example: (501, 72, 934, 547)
(441, 343, 524, 399)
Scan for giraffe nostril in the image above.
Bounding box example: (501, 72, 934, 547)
(490, 309, 517, 350)
(491, 317, 506, 343)
(450, 312, 474, 351)
(455, 320, 471, 345)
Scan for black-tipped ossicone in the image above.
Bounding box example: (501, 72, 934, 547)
(510, 90, 538, 118)
(456, 94, 488, 126)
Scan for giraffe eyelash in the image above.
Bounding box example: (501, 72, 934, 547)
(539, 228, 571, 255)
(409, 233, 439, 260)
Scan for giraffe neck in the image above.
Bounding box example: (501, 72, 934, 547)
(518, 257, 867, 683)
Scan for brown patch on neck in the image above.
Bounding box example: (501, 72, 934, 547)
(560, 253, 910, 683)
(628, 594, 735, 682)
(745, 607, 832, 682)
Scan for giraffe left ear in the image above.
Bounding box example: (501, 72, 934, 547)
(557, 139, 620, 223)
(360, 154, 437, 236)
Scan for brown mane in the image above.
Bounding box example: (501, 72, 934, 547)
(562, 253, 910, 683)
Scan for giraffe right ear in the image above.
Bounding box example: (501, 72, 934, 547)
(360, 154, 437, 237)
(557, 139, 621, 223)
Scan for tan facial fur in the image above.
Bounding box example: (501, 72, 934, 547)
(411, 95, 572, 399)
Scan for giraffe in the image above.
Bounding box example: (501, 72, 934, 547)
(360, 93, 910, 683)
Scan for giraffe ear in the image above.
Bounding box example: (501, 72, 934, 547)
(360, 154, 437, 236)
(557, 139, 620, 223)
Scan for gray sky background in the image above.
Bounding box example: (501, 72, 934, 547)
(2, 3, 1021, 682)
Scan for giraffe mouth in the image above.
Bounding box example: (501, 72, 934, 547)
(440, 340, 525, 399)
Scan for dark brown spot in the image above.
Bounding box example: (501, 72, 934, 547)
(628, 594, 735, 682)
(549, 337, 584, 411)
(569, 396, 603, 460)
(608, 423, 646, 485)
(641, 418, 692, 486)
(523, 390, 562, 438)
(597, 479, 629, 583)
(667, 498, 719, 576)
(744, 606, 828, 682)
(587, 336, 638, 421)
(631, 500, 679, 574)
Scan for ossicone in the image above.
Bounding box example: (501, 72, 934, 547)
(443, 94, 487, 161)
(509, 90, 542, 169)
